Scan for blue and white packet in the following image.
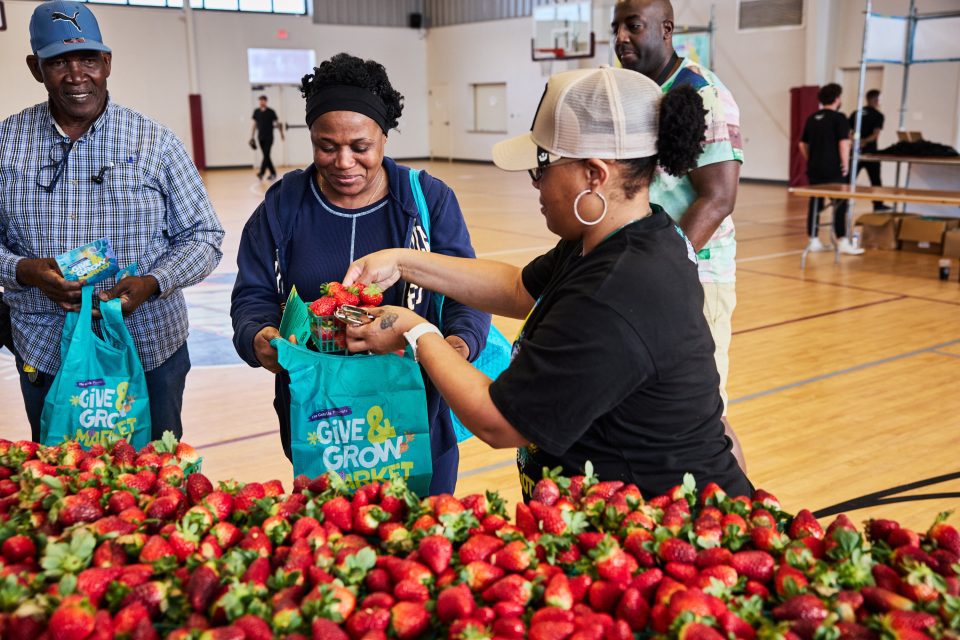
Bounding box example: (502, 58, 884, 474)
(55, 238, 119, 284)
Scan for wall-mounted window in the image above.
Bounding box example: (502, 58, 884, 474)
(737, 0, 803, 31)
(471, 83, 507, 134)
(83, 0, 307, 15)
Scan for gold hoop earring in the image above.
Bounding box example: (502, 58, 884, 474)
(573, 189, 607, 226)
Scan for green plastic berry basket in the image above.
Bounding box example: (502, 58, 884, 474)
(309, 313, 347, 353)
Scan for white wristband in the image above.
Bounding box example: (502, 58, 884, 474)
(403, 323, 443, 362)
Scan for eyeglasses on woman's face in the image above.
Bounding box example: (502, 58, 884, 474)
(528, 156, 580, 182)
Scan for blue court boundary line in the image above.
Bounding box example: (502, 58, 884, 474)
(728, 337, 960, 406)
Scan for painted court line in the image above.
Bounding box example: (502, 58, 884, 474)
(737, 250, 804, 263)
(458, 457, 517, 480)
(729, 337, 960, 405)
(732, 296, 906, 336)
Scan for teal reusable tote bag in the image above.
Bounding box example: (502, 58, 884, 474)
(39, 285, 152, 449)
(274, 339, 434, 496)
(408, 169, 513, 442)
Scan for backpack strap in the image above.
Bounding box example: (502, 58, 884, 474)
(408, 169, 444, 326)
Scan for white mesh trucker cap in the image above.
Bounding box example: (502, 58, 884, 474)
(493, 66, 662, 172)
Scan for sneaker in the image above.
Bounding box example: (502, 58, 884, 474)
(873, 204, 892, 212)
(806, 237, 830, 252)
(837, 237, 865, 255)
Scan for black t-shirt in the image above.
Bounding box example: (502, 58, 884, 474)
(801, 109, 850, 179)
(253, 107, 279, 141)
(849, 106, 884, 153)
(489, 207, 751, 501)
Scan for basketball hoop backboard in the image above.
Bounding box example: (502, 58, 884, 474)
(532, 1, 595, 61)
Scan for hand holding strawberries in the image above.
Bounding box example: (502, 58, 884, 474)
(342, 248, 406, 291)
(345, 305, 425, 354)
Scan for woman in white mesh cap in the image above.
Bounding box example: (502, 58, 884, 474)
(341, 66, 752, 501)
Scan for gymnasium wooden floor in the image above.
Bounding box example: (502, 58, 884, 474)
(1, 161, 958, 532)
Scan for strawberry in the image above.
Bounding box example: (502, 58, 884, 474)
(345, 606, 391, 638)
(630, 568, 663, 601)
(731, 550, 775, 583)
(437, 583, 476, 622)
(393, 579, 429, 602)
(615, 587, 649, 630)
(543, 573, 574, 610)
(929, 513, 960, 555)
(311, 618, 349, 640)
(515, 502, 538, 536)
(697, 564, 738, 589)
(186, 564, 220, 613)
(1, 535, 36, 564)
(139, 535, 176, 564)
(186, 473, 214, 504)
(665, 561, 699, 585)
(48, 595, 96, 640)
(358, 283, 384, 306)
(668, 588, 713, 624)
(888, 528, 921, 549)
(459, 534, 503, 564)
(322, 496, 354, 531)
(333, 289, 360, 307)
(588, 580, 624, 613)
(209, 521, 241, 549)
(201, 492, 234, 522)
(695, 547, 733, 569)
(418, 534, 453, 575)
(482, 574, 533, 605)
(243, 556, 271, 585)
(462, 561, 505, 592)
(867, 518, 901, 544)
(529, 620, 575, 640)
(659, 538, 697, 565)
(58, 494, 104, 526)
(310, 296, 339, 317)
(107, 490, 137, 514)
(76, 567, 122, 607)
(492, 540, 535, 573)
(775, 565, 810, 597)
(772, 594, 829, 622)
(238, 526, 272, 556)
(390, 601, 430, 640)
(789, 509, 824, 540)
(231, 614, 273, 640)
(677, 621, 725, 640)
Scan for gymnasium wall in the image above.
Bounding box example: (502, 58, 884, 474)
(2, 1, 958, 180)
(0, 1, 430, 167)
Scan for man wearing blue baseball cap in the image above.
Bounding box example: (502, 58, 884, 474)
(0, 1, 225, 443)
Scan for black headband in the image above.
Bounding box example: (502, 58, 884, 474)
(305, 85, 391, 132)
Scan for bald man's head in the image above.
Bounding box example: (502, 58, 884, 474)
(612, 0, 676, 81)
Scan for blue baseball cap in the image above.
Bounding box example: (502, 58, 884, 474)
(30, 1, 111, 59)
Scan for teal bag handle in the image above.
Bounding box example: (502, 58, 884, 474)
(407, 168, 513, 443)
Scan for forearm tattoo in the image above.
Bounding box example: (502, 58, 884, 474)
(380, 312, 399, 330)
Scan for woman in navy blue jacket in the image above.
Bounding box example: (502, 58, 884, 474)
(230, 53, 490, 495)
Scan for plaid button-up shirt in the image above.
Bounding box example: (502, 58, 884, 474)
(0, 100, 224, 373)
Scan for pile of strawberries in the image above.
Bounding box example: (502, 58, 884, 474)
(307, 282, 382, 352)
(0, 435, 958, 640)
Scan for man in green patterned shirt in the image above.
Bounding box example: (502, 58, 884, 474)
(613, 0, 746, 472)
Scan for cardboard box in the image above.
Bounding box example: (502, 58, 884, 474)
(943, 229, 960, 259)
(897, 217, 958, 255)
(855, 213, 902, 250)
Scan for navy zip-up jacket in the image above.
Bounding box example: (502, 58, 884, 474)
(230, 158, 490, 495)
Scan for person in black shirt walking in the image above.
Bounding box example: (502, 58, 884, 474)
(799, 83, 864, 255)
(849, 89, 890, 211)
(250, 95, 284, 180)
